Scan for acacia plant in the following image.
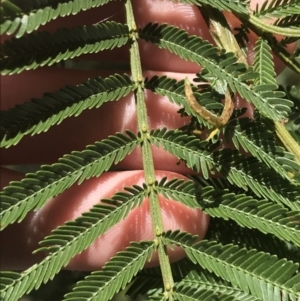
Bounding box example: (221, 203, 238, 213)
(1, 0, 300, 300)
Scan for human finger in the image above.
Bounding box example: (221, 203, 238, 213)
(0, 168, 209, 270)
(1, 1, 295, 166)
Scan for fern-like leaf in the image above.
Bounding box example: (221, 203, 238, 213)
(174, 259, 260, 301)
(172, 285, 225, 301)
(130, 258, 261, 301)
(170, 0, 248, 14)
(145, 76, 299, 182)
(173, 282, 259, 301)
(151, 129, 300, 210)
(0, 73, 133, 148)
(206, 218, 300, 263)
(145, 75, 223, 129)
(209, 195, 300, 247)
(0, 0, 117, 37)
(0, 185, 149, 301)
(63, 241, 154, 301)
(0, 21, 129, 75)
(164, 231, 300, 301)
(157, 177, 300, 246)
(151, 128, 214, 179)
(213, 149, 300, 210)
(0, 131, 138, 230)
(274, 13, 300, 28)
(253, 37, 277, 86)
(140, 23, 293, 120)
(226, 117, 300, 182)
(255, 0, 300, 20)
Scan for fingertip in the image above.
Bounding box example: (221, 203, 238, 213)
(0, 170, 209, 270)
(65, 171, 210, 270)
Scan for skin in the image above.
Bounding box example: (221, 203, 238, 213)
(0, 0, 295, 271)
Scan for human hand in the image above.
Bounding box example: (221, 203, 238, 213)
(0, 0, 294, 271)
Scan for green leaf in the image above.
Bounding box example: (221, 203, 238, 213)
(157, 177, 300, 246)
(140, 23, 293, 120)
(151, 129, 300, 210)
(0, 21, 129, 75)
(171, 0, 249, 14)
(0, 0, 117, 37)
(0, 131, 138, 229)
(1, 1, 300, 301)
(173, 282, 259, 301)
(253, 37, 277, 86)
(254, 0, 300, 20)
(274, 13, 300, 29)
(145, 75, 223, 129)
(164, 231, 300, 301)
(213, 149, 300, 210)
(0, 185, 149, 301)
(150, 128, 214, 179)
(205, 218, 300, 263)
(0, 74, 134, 148)
(172, 285, 221, 301)
(63, 241, 155, 301)
(174, 259, 260, 301)
(226, 117, 300, 183)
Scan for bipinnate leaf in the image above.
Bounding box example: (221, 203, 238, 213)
(253, 37, 277, 86)
(205, 218, 300, 264)
(129, 257, 267, 300)
(157, 177, 300, 247)
(172, 282, 259, 301)
(0, 184, 149, 301)
(0, 1, 299, 301)
(0, 0, 118, 37)
(151, 129, 300, 210)
(170, 0, 248, 14)
(0, 73, 134, 148)
(140, 23, 293, 121)
(63, 241, 155, 301)
(255, 0, 300, 20)
(164, 231, 300, 301)
(146, 75, 300, 182)
(0, 131, 138, 230)
(0, 21, 129, 75)
(227, 117, 300, 183)
(145, 75, 223, 129)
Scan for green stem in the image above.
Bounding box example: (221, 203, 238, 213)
(195, 6, 237, 141)
(125, 0, 174, 297)
(249, 14, 300, 38)
(275, 121, 300, 164)
(200, 5, 247, 66)
(200, 6, 300, 166)
(269, 39, 300, 75)
(235, 13, 300, 74)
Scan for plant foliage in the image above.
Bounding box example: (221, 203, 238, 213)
(0, 0, 299, 301)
